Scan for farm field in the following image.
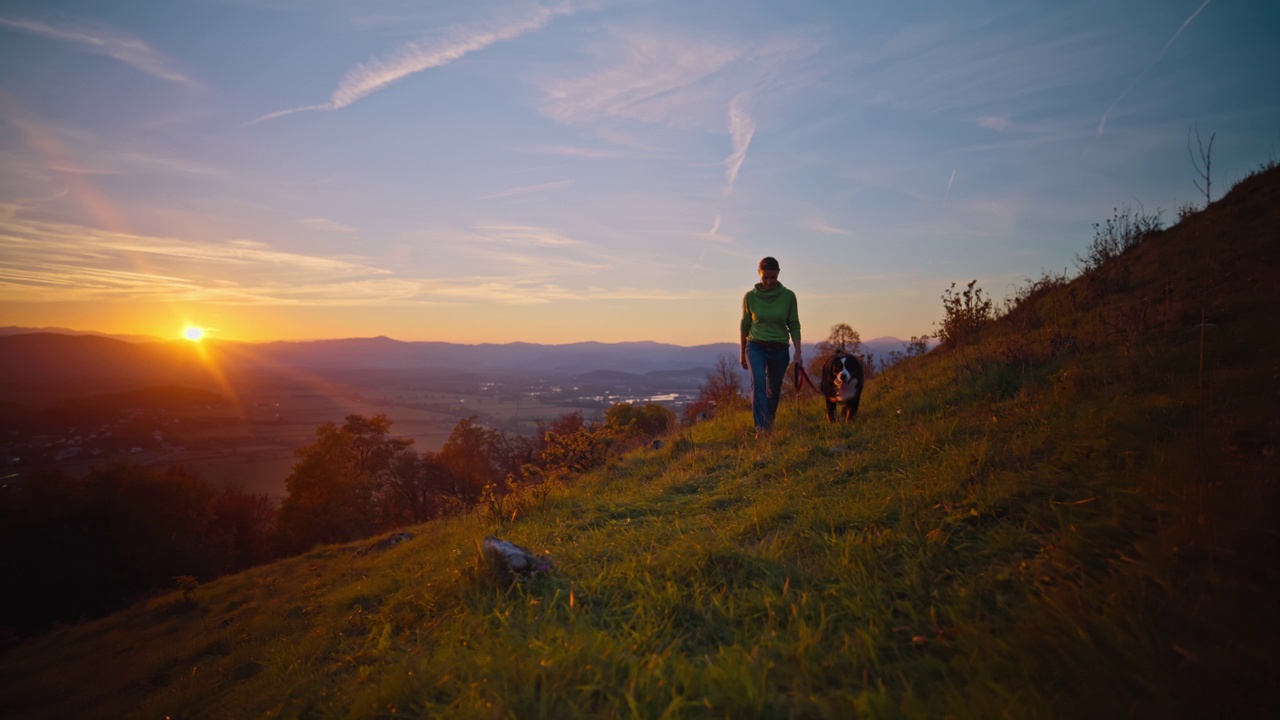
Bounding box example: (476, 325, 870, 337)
(3, 367, 692, 497)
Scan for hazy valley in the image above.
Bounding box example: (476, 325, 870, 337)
(0, 333, 913, 496)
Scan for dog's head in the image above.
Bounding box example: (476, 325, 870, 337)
(822, 353, 862, 400)
(832, 354, 856, 388)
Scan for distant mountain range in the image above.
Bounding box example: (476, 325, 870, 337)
(0, 330, 918, 400)
(0, 326, 162, 343)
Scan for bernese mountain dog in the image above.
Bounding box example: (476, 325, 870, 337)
(820, 352, 864, 423)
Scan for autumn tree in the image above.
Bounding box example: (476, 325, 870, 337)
(605, 401, 675, 437)
(345, 414, 412, 478)
(0, 463, 266, 634)
(438, 416, 508, 505)
(381, 448, 457, 524)
(90, 464, 219, 593)
(277, 414, 411, 553)
(497, 432, 540, 485)
(808, 323, 862, 376)
(535, 411, 585, 454)
(207, 485, 277, 573)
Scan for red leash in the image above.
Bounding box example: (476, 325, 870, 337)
(793, 362, 823, 395)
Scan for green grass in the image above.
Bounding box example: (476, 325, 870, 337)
(2, 169, 1277, 719)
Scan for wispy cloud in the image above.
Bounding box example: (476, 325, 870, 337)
(105, 151, 232, 179)
(477, 179, 574, 201)
(421, 277, 711, 305)
(0, 217, 393, 305)
(0, 204, 790, 311)
(470, 222, 580, 247)
(724, 92, 756, 194)
(0, 210, 655, 307)
(976, 115, 1011, 132)
(805, 219, 853, 236)
(705, 214, 734, 243)
(833, 11, 1125, 129)
(943, 169, 956, 203)
(299, 217, 358, 233)
(250, 2, 583, 124)
(437, 221, 620, 277)
(1097, 0, 1214, 136)
(0, 15, 199, 88)
(533, 24, 816, 205)
(515, 144, 640, 159)
(537, 27, 744, 131)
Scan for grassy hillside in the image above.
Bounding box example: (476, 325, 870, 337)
(2, 167, 1277, 719)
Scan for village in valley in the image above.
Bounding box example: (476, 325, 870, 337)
(0, 365, 711, 497)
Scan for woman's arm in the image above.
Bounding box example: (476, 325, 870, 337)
(789, 292, 802, 367)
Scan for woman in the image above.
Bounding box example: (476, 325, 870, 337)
(740, 256, 802, 434)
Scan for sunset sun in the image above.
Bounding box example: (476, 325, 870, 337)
(183, 326, 204, 341)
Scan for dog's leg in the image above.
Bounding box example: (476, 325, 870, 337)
(825, 400, 837, 423)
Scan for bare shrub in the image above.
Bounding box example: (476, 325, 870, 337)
(1076, 205, 1163, 276)
(1177, 201, 1199, 223)
(885, 335, 932, 368)
(539, 424, 617, 481)
(1001, 269, 1070, 326)
(935, 280, 994, 349)
(683, 354, 747, 424)
(905, 335, 930, 357)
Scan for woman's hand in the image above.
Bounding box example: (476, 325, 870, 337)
(740, 350, 748, 370)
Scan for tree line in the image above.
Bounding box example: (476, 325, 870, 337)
(0, 463, 275, 638)
(0, 402, 675, 637)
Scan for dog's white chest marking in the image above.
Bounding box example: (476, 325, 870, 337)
(833, 375, 860, 402)
(831, 365, 860, 402)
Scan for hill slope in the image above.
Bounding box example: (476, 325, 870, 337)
(1, 167, 1277, 719)
(0, 333, 218, 401)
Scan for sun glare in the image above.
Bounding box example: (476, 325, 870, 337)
(183, 326, 204, 342)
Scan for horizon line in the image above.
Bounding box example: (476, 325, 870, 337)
(0, 326, 916, 348)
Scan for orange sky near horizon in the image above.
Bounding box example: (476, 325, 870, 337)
(2, 297, 780, 345)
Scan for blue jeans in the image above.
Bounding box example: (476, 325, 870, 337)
(746, 341, 790, 431)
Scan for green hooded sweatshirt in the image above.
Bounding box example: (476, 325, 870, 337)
(740, 282, 801, 345)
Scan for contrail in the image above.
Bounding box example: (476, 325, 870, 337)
(943, 169, 956, 203)
(248, 3, 580, 125)
(724, 93, 755, 194)
(1161, 0, 1214, 54)
(1098, 0, 1213, 136)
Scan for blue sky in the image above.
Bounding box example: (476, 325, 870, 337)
(0, 0, 1276, 345)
